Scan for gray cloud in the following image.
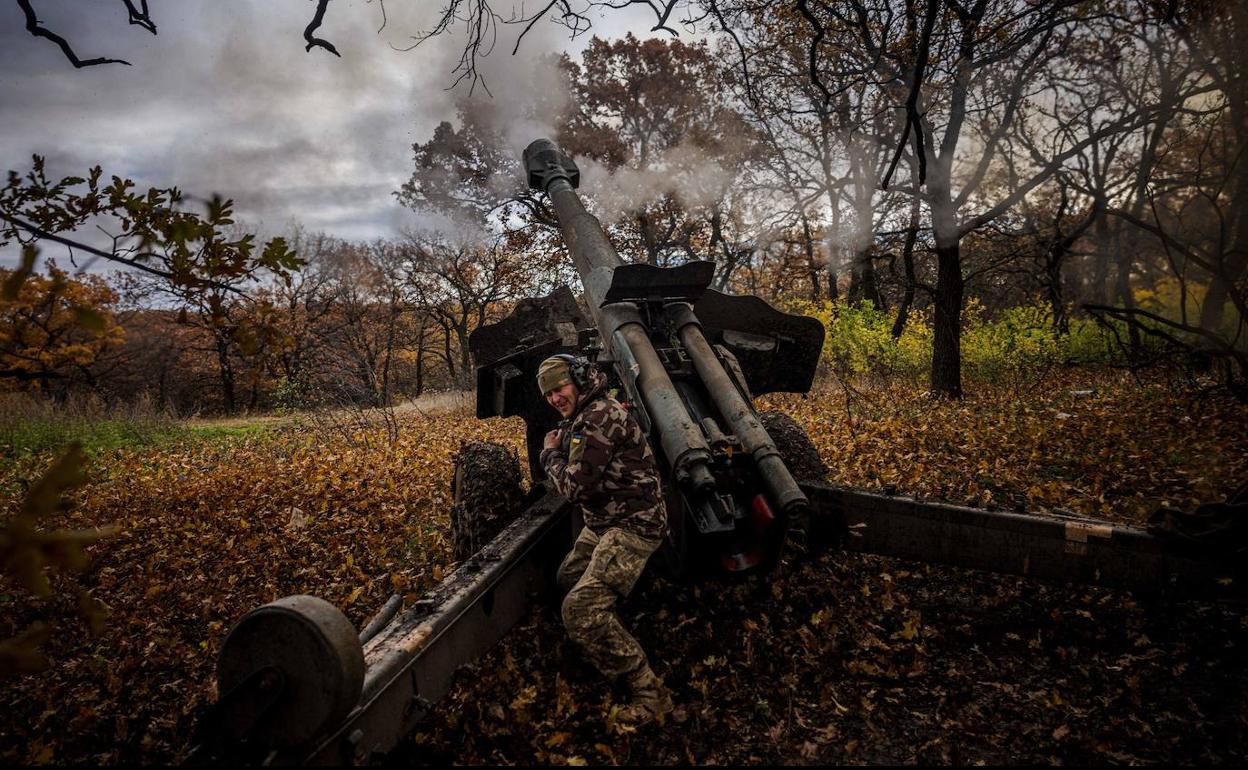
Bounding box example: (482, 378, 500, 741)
(0, 1, 666, 269)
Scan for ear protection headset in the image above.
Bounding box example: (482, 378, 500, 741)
(550, 353, 591, 390)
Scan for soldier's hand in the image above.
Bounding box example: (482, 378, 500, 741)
(543, 429, 561, 451)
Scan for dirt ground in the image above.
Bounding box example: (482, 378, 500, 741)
(3, 372, 1243, 764)
(398, 549, 1248, 765)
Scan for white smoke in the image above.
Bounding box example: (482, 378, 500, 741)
(577, 141, 740, 225)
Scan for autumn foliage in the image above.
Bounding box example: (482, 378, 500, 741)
(0, 264, 123, 389)
(1, 369, 1244, 764)
(3, 4, 1248, 763)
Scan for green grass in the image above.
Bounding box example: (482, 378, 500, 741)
(0, 416, 186, 457)
(0, 419, 279, 459)
(0, 394, 276, 460)
(183, 422, 272, 444)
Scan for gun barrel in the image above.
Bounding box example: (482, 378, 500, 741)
(524, 139, 807, 513)
(525, 140, 714, 482)
(673, 305, 808, 514)
(523, 138, 623, 315)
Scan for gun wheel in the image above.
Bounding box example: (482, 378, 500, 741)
(759, 410, 828, 483)
(759, 410, 839, 554)
(451, 441, 525, 561)
(217, 595, 365, 749)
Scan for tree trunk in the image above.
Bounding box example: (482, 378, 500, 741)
(930, 239, 964, 399)
(1114, 230, 1143, 353)
(379, 303, 400, 407)
(801, 216, 822, 300)
(442, 325, 456, 383)
(414, 318, 427, 398)
(1199, 163, 1248, 332)
(1046, 252, 1069, 335)
(891, 198, 922, 339)
(1090, 214, 1111, 307)
(638, 212, 660, 266)
(456, 321, 473, 388)
(215, 333, 237, 413)
(848, 253, 886, 311)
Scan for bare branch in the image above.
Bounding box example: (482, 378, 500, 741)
(1084, 303, 1245, 362)
(371, 0, 387, 34)
(882, 0, 940, 190)
(119, 0, 157, 34)
(304, 0, 341, 57)
(705, 0, 754, 104)
(16, 0, 131, 67)
(795, 0, 833, 107)
(512, 0, 563, 55)
(959, 83, 1219, 237)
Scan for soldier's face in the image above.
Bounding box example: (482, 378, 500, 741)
(545, 382, 579, 418)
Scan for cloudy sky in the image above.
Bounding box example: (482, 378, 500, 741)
(0, 0, 665, 268)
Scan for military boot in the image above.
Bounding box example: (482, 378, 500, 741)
(617, 666, 674, 726)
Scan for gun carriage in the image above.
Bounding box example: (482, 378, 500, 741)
(187, 140, 1244, 765)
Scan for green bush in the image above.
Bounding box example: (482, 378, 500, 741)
(789, 300, 929, 379)
(962, 302, 1062, 381)
(791, 298, 1131, 384)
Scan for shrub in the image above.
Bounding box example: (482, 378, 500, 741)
(789, 298, 1132, 386)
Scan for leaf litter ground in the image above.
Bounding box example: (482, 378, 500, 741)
(1, 369, 1246, 764)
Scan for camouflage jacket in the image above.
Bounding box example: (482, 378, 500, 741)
(539, 370, 667, 540)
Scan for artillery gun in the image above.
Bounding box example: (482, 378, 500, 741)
(462, 138, 831, 577)
(187, 140, 1245, 765)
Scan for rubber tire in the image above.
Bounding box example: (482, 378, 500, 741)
(758, 410, 841, 555)
(758, 410, 828, 483)
(450, 441, 525, 561)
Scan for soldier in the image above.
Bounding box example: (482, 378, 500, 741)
(536, 354, 674, 726)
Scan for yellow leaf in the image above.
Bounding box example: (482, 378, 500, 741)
(894, 614, 921, 641)
(545, 732, 571, 748)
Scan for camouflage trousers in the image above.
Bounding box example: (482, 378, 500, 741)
(558, 526, 662, 682)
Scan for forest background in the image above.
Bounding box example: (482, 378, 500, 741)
(2, 0, 1247, 764)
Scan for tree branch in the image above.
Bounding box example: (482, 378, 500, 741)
(304, 0, 341, 57)
(0, 212, 243, 294)
(882, 0, 940, 190)
(16, 0, 131, 67)
(795, 0, 833, 107)
(1084, 303, 1245, 362)
(119, 0, 157, 34)
(958, 84, 1218, 237)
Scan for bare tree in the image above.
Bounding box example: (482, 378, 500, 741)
(14, 0, 341, 67)
(401, 232, 545, 386)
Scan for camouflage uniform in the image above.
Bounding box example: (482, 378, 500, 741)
(539, 368, 667, 686)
